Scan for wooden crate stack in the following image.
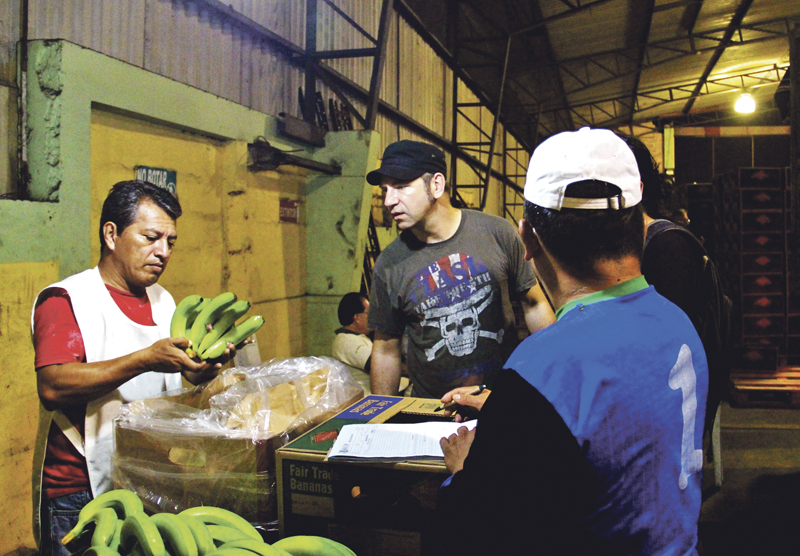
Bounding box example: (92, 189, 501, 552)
(730, 167, 800, 407)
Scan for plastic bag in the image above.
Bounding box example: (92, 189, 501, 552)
(111, 356, 363, 524)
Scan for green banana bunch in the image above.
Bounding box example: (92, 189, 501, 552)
(200, 316, 265, 361)
(170, 295, 206, 339)
(177, 514, 216, 556)
(196, 300, 251, 355)
(120, 513, 167, 556)
(178, 507, 262, 541)
(62, 489, 144, 548)
(150, 513, 198, 556)
(271, 536, 356, 556)
(187, 292, 238, 356)
(170, 293, 263, 360)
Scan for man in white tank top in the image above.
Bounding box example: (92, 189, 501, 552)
(31, 181, 238, 556)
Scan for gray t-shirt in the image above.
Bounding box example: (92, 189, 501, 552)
(368, 209, 537, 398)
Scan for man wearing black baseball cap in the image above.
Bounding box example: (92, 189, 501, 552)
(366, 140, 555, 399)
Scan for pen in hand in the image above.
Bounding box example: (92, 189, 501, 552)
(435, 384, 486, 412)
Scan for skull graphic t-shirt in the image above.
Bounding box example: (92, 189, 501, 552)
(369, 209, 538, 398)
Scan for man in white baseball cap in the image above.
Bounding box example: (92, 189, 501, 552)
(437, 127, 708, 555)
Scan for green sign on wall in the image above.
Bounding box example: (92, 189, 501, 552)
(135, 166, 177, 196)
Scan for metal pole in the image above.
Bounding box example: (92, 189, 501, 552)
(790, 24, 800, 294)
(303, 0, 318, 124)
(481, 35, 512, 211)
(365, 0, 393, 130)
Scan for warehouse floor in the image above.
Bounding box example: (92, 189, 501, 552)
(698, 401, 800, 556)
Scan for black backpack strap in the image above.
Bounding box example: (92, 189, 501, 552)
(645, 219, 706, 256)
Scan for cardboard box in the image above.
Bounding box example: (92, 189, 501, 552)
(277, 396, 453, 556)
(112, 361, 363, 527)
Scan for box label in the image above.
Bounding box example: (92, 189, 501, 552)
(291, 493, 335, 518)
(339, 396, 405, 420)
(285, 460, 337, 518)
(313, 429, 338, 443)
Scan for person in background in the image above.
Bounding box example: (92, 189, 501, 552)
(672, 207, 691, 228)
(31, 181, 236, 556)
(437, 128, 708, 555)
(366, 140, 555, 398)
(623, 135, 730, 436)
(332, 292, 374, 393)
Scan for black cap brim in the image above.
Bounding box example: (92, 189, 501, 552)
(366, 165, 425, 186)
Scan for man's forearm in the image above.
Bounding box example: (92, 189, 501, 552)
(37, 337, 208, 410)
(370, 333, 403, 395)
(370, 355, 403, 395)
(37, 350, 152, 410)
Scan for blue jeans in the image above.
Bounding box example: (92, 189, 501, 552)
(40, 490, 93, 556)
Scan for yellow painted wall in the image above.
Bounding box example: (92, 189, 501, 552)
(0, 261, 59, 554)
(90, 109, 307, 362)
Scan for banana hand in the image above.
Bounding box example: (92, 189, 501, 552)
(196, 300, 251, 355)
(200, 316, 264, 361)
(62, 489, 144, 547)
(151, 513, 198, 556)
(188, 293, 238, 357)
(120, 513, 167, 556)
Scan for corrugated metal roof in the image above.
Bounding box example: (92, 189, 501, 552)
(402, 0, 800, 145)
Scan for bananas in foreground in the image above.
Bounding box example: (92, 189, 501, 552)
(63, 489, 355, 556)
(170, 292, 264, 360)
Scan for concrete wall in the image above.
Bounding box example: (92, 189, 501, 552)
(0, 40, 376, 554)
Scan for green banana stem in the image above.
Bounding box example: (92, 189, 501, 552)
(90, 508, 120, 547)
(63, 489, 144, 547)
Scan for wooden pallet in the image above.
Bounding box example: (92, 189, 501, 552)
(730, 368, 800, 408)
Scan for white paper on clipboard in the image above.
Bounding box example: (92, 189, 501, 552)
(327, 420, 478, 460)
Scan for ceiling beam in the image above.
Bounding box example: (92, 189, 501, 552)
(681, 0, 755, 114)
(509, 0, 617, 37)
(505, 64, 787, 124)
(509, 15, 793, 80)
(627, 0, 656, 126)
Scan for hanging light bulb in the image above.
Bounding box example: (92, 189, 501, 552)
(735, 92, 756, 114)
